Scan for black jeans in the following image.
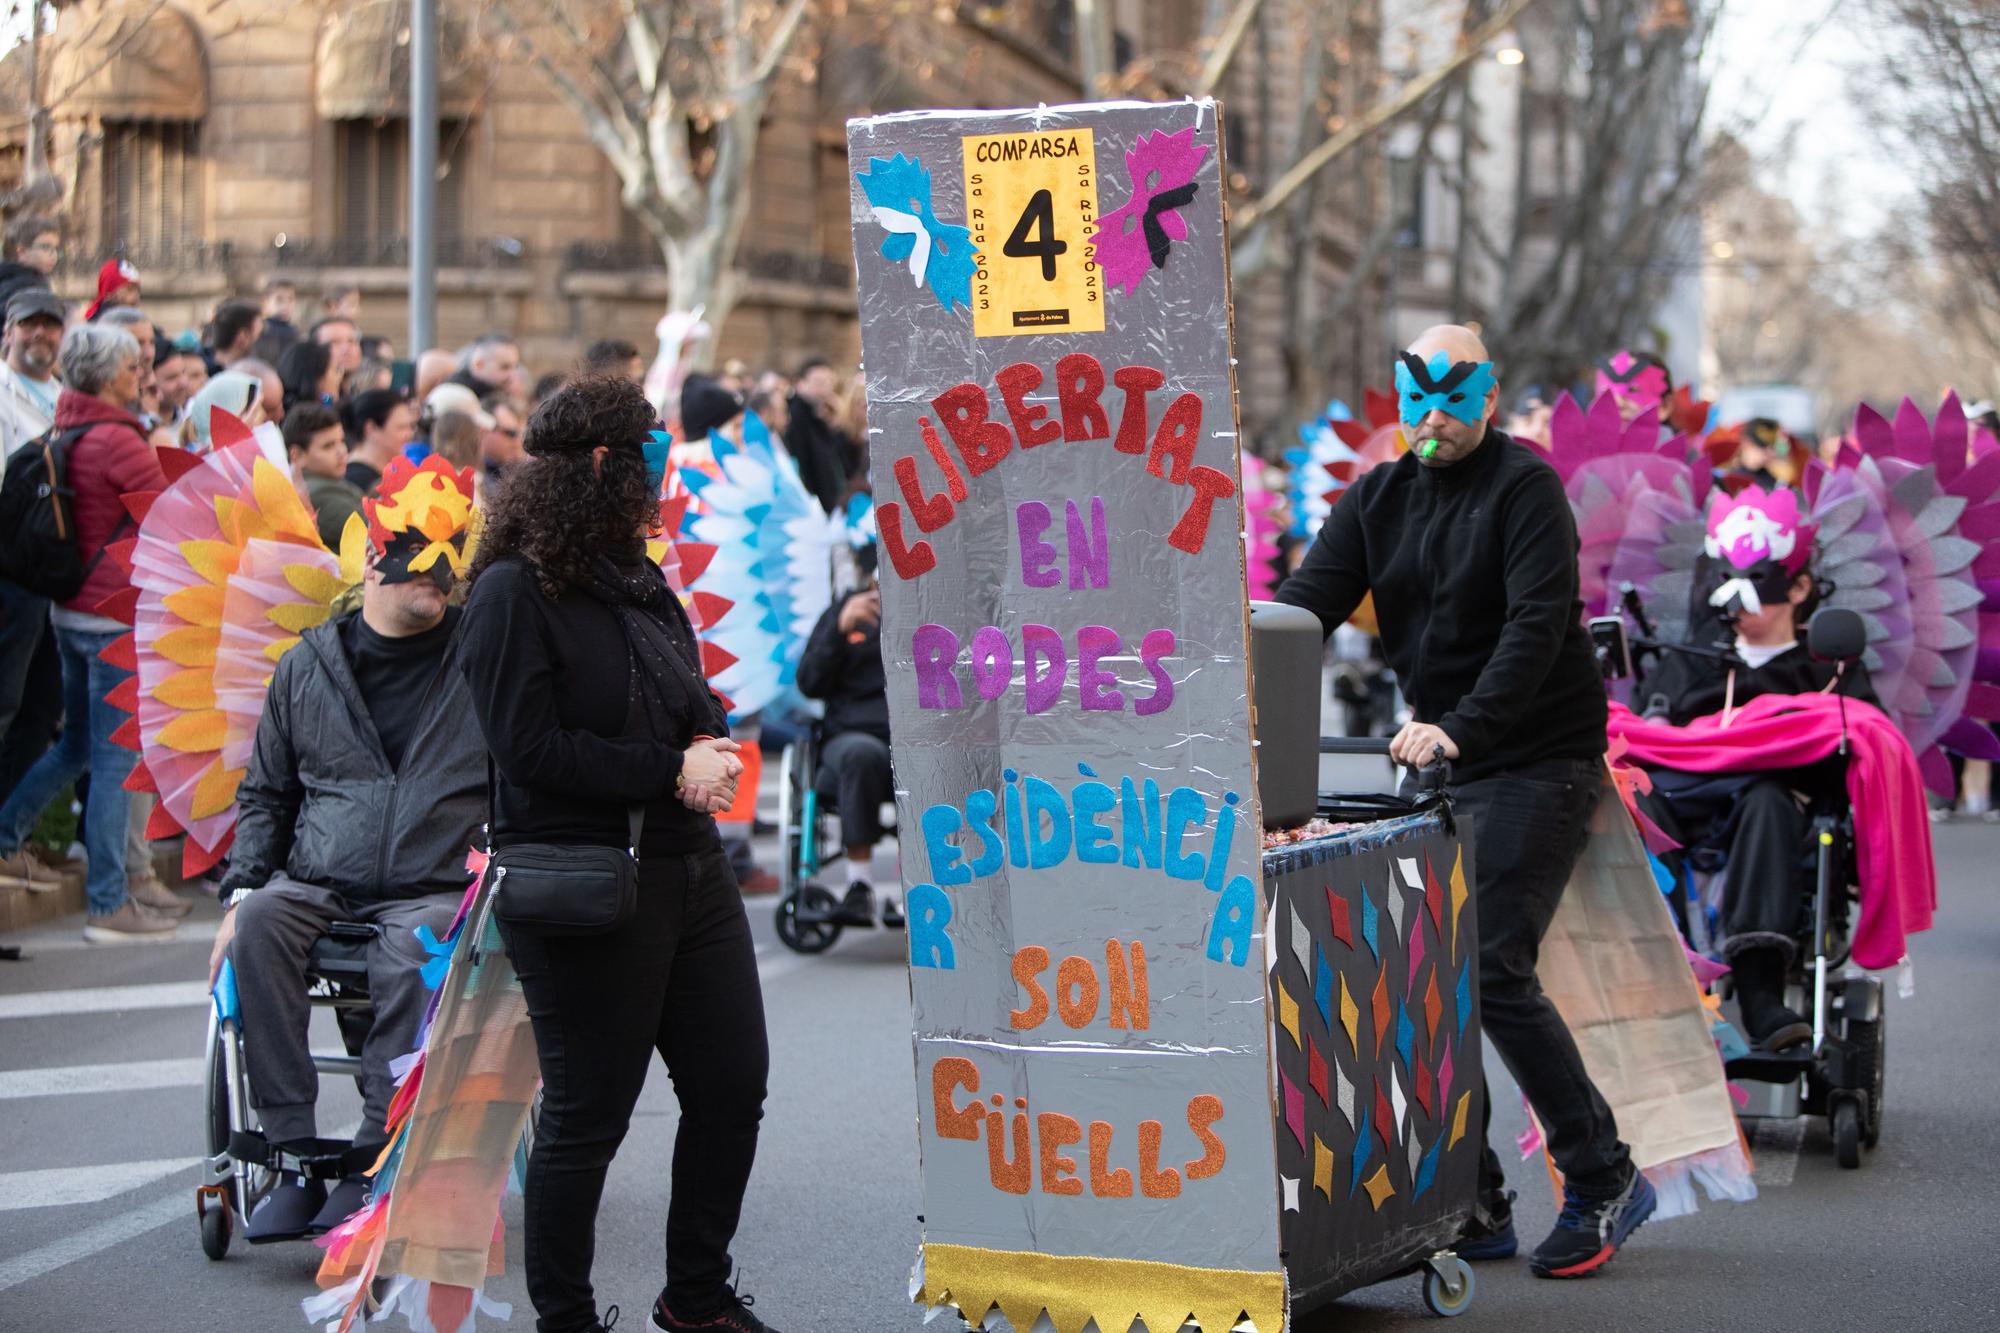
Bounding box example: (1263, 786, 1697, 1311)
(1451, 755, 1631, 1203)
(1640, 769, 1807, 961)
(504, 846, 770, 1332)
(816, 730, 893, 849)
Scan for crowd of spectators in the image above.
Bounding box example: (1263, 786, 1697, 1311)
(0, 218, 873, 939)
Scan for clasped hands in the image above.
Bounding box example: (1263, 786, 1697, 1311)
(681, 736, 746, 814)
(1388, 721, 1459, 769)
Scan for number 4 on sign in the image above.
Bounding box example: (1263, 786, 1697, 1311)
(1004, 189, 1066, 282)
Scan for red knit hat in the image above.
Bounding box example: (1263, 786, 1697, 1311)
(83, 258, 139, 320)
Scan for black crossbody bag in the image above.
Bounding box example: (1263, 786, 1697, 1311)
(486, 758, 646, 936)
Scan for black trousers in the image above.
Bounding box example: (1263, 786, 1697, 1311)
(1639, 769, 1807, 961)
(231, 878, 462, 1147)
(816, 730, 893, 850)
(504, 846, 769, 1332)
(1451, 756, 1632, 1203)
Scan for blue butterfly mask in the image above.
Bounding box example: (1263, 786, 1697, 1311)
(642, 428, 673, 498)
(1394, 351, 1496, 430)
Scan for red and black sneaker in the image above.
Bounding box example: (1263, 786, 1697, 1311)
(651, 1282, 780, 1333)
(1529, 1167, 1657, 1278)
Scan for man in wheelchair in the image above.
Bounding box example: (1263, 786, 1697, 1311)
(1632, 487, 1875, 1053)
(204, 471, 486, 1242)
(796, 544, 900, 928)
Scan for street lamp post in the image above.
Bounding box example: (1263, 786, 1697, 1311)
(408, 0, 439, 357)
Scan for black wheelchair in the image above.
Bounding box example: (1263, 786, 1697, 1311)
(197, 921, 382, 1258)
(771, 723, 899, 955)
(1592, 600, 1889, 1168)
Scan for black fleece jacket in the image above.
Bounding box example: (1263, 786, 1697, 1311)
(796, 593, 890, 743)
(457, 556, 726, 857)
(1636, 636, 1876, 726)
(1275, 425, 1607, 782)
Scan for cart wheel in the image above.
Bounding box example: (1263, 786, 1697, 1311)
(1832, 1098, 1862, 1169)
(1851, 1010, 1885, 1148)
(199, 1197, 232, 1260)
(775, 888, 843, 954)
(1423, 1255, 1475, 1317)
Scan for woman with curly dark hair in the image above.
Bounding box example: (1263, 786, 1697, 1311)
(458, 375, 781, 1333)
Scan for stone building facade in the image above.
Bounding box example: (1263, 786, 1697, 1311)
(0, 0, 1383, 443)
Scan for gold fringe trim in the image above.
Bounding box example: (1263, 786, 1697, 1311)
(916, 1242, 1286, 1333)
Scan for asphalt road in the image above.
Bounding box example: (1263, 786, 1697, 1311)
(3, 759, 1996, 1332)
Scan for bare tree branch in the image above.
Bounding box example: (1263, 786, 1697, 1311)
(1231, 0, 1538, 237)
(1193, 0, 1266, 97)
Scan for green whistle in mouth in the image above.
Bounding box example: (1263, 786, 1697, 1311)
(1418, 438, 1441, 458)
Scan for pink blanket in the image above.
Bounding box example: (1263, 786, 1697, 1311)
(1606, 694, 1937, 969)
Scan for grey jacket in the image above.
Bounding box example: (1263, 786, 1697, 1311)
(222, 610, 487, 900)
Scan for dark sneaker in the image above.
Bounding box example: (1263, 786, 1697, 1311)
(652, 1282, 779, 1332)
(1455, 1192, 1518, 1260)
(1529, 1168, 1656, 1278)
(307, 1175, 371, 1235)
(880, 897, 906, 929)
(246, 1171, 326, 1244)
(833, 882, 876, 927)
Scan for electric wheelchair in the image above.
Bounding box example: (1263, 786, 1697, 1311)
(1594, 600, 1889, 1168)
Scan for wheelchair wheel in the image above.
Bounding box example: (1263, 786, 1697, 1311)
(1832, 1099, 1862, 1169)
(775, 887, 843, 954)
(199, 1194, 233, 1260)
(1853, 1008, 1885, 1149)
(205, 1019, 231, 1158)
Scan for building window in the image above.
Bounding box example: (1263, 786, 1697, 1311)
(1390, 155, 1425, 249)
(331, 118, 467, 262)
(99, 121, 202, 263)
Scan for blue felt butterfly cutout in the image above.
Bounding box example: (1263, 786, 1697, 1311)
(856, 154, 975, 313)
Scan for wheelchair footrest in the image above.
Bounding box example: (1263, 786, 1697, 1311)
(226, 1132, 377, 1181)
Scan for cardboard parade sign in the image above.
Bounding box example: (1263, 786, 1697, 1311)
(847, 100, 1283, 1333)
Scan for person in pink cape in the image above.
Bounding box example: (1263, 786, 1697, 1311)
(1629, 486, 1878, 1052)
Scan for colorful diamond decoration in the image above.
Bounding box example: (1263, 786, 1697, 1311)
(1282, 1175, 1300, 1212)
(1455, 960, 1472, 1045)
(1307, 1035, 1329, 1106)
(1276, 982, 1301, 1049)
(1360, 882, 1379, 960)
(1390, 1066, 1408, 1142)
(1371, 968, 1392, 1055)
(1350, 1101, 1373, 1196)
(1406, 1122, 1423, 1182)
(1386, 865, 1408, 941)
(1439, 1045, 1455, 1111)
(1373, 1078, 1395, 1153)
(1406, 913, 1428, 996)
(1282, 1070, 1306, 1150)
(1450, 847, 1470, 955)
(1424, 853, 1444, 934)
(1414, 1132, 1442, 1198)
(1334, 1057, 1356, 1130)
(1423, 968, 1444, 1045)
(1448, 1090, 1471, 1149)
(1394, 999, 1416, 1074)
(1413, 1053, 1434, 1118)
(1327, 886, 1352, 949)
(1363, 1163, 1396, 1211)
(1289, 901, 1312, 977)
(1339, 972, 1360, 1055)
(1314, 950, 1335, 1029)
(1313, 1135, 1335, 1200)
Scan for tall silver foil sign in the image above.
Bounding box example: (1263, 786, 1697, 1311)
(847, 101, 1282, 1333)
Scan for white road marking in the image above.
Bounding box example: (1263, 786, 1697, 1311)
(0, 1188, 191, 1292)
(0, 1057, 205, 1100)
(1749, 1117, 1806, 1188)
(0, 980, 209, 1019)
(0, 1158, 193, 1211)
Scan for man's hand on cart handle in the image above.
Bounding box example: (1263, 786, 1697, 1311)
(1389, 722, 1459, 769)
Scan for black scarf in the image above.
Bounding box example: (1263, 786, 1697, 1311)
(581, 554, 725, 745)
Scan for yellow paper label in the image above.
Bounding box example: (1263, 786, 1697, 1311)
(963, 129, 1103, 338)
